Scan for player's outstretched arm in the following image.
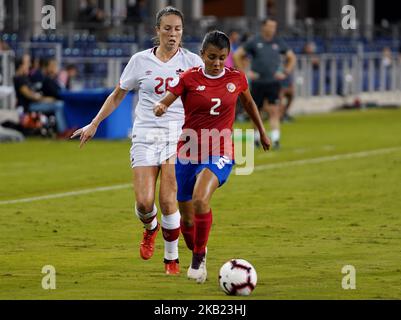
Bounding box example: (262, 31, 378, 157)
(154, 91, 178, 117)
(71, 85, 128, 148)
(239, 89, 271, 151)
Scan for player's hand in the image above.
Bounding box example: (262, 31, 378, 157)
(247, 70, 260, 81)
(260, 133, 271, 151)
(41, 96, 57, 103)
(70, 122, 98, 148)
(153, 102, 168, 117)
(274, 71, 287, 81)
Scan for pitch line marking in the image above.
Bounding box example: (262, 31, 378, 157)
(254, 146, 401, 171)
(0, 184, 131, 205)
(0, 146, 400, 206)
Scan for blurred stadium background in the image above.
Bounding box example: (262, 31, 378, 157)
(1, 1, 401, 300)
(1, 0, 401, 122)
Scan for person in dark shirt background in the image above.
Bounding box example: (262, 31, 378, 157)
(29, 57, 49, 92)
(126, 0, 148, 24)
(79, 0, 105, 24)
(42, 59, 62, 99)
(13, 55, 73, 138)
(58, 64, 78, 90)
(234, 18, 296, 150)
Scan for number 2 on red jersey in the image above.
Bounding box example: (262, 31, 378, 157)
(210, 98, 221, 115)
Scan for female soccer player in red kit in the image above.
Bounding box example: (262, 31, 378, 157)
(154, 31, 271, 283)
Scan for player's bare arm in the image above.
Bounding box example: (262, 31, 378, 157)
(239, 89, 271, 151)
(153, 91, 179, 117)
(71, 85, 128, 148)
(233, 47, 259, 80)
(275, 49, 296, 80)
(233, 46, 247, 71)
(284, 49, 296, 75)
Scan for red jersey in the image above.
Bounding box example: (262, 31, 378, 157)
(168, 67, 248, 162)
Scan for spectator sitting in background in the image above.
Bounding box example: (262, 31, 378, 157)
(13, 56, 73, 139)
(303, 41, 320, 70)
(29, 57, 49, 92)
(58, 64, 78, 90)
(42, 59, 62, 99)
(381, 46, 393, 68)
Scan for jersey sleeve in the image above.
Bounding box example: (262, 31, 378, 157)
(167, 71, 188, 97)
(278, 38, 290, 54)
(119, 54, 139, 91)
(239, 71, 249, 92)
(192, 54, 204, 68)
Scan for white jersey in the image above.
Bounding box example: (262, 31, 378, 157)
(120, 47, 203, 136)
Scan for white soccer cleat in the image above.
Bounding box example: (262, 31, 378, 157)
(187, 248, 207, 284)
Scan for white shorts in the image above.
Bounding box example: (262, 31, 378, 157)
(130, 127, 180, 168)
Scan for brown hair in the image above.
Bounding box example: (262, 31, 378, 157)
(153, 6, 184, 47)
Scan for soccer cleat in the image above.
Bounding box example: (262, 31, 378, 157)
(187, 249, 207, 284)
(140, 223, 160, 260)
(273, 141, 280, 150)
(281, 114, 295, 123)
(164, 259, 180, 275)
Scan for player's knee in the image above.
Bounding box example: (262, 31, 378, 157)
(135, 198, 154, 214)
(192, 195, 209, 213)
(159, 197, 177, 215)
(181, 217, 193, 227)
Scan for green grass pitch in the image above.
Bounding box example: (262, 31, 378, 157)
(1, 108, 400, 300)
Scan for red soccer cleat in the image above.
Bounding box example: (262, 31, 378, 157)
(165, 259, 180, 275)
(140, 223, 160, 260)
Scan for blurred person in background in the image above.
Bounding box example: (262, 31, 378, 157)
(13, 55, 72, 138)
(303, 41, 321, 96)
(0, 39, 11, 52)
(126, 0, 149, 24)
(224, 29, 241, 68)
(381, 47, 393, 90)
(279, 53, 295, 123)
(79, 0, 105, 24)
(71, 6, 204, 275)
(58, 64, 78, 90)
(303, 41, 320, 70)
(225, 29, 246, 121)
(42, 58, 62, 99)
(234, 18, 296, 150)
(29, 57, 49, 92)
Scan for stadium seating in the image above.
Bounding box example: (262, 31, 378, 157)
(1, 32, 398, 91)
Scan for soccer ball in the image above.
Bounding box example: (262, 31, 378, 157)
(218, 259, 257, 296)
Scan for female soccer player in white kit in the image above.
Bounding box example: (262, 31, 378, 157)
(71, 7, 203, 274)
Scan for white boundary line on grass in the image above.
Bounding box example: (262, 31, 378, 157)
(1, 146, 400, 206)
(253, 146, 401, 171)
(0, 184, 131, 205)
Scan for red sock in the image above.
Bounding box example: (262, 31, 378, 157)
(194, 210, 213, 255)
(180, 219, 194, 251)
